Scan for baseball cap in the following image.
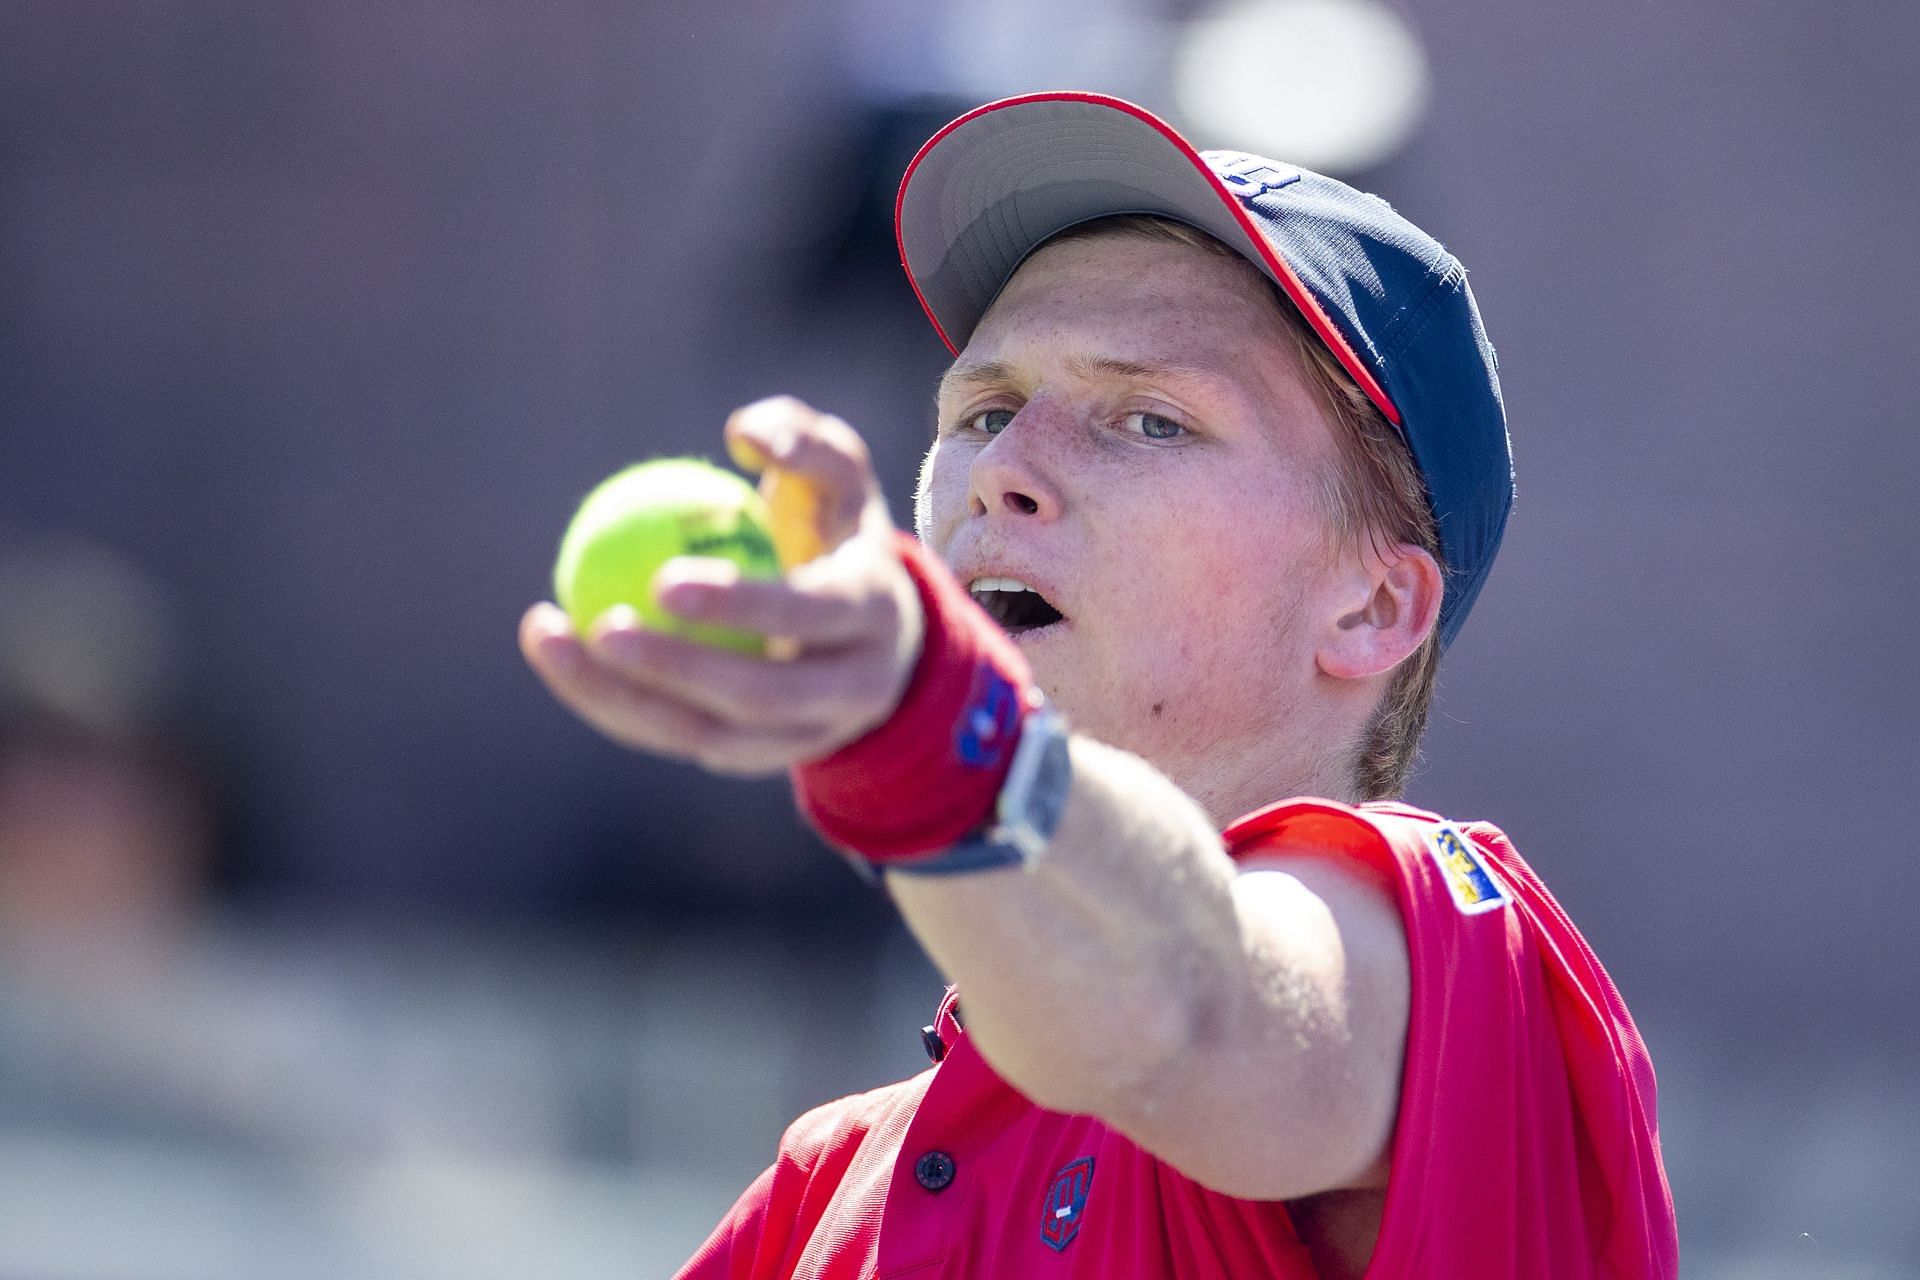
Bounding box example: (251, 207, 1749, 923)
(893, 91, 1513, 650)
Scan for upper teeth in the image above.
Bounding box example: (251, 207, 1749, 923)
(969, 577, 1034, 594)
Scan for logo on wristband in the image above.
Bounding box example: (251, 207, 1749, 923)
(954, 665, 1020, 769)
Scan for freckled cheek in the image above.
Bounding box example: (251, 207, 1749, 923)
(1125, 512, 1317, 638)
(1167, 509, 1278, 584)
(1076, 551, 1230, 678)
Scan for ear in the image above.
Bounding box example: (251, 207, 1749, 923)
(1316, 542, 1443, 681)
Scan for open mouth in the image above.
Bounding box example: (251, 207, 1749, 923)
(968, 577, 1065, 636)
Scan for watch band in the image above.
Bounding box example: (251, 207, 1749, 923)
(885, 704, 1073, 877)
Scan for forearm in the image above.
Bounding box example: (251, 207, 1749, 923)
(884, 734, 1246, 1117)
(526, 394, 1405, 1200)
(525, 394, 1405, 1197)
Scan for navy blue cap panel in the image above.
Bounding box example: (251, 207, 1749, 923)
(1381, 264, 1514, 648)
(1237, 168, 1513, 646)
(1218, 162, 1415, 376)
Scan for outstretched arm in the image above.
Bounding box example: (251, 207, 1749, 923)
(521, 398, 1407, 1201)
(886, 736, 1407, 1201)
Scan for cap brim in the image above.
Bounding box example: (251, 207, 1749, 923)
(894, 91, 1397, 425)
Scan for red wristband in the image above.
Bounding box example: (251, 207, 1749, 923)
(792, 531, 1037, 863)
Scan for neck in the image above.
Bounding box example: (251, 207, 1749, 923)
(1045, 668, 1377, 830)
(1155, 714, 1364, 830)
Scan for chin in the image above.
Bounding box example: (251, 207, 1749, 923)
(1018, 638, 1078, 715)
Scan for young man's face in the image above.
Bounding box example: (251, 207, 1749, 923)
(915, 232, 1361, 806)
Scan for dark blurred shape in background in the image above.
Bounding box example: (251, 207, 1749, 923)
(0, 539, 218, 958)
(0, 1, 1915, 1276)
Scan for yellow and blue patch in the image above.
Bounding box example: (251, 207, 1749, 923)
(1426, 823, 1511, 915)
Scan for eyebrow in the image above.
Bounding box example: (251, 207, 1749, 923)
(937, 359, 1015, 402)
(937, 355, 1236, 401)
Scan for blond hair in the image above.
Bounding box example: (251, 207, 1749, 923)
(1041, 215, 1442, 799)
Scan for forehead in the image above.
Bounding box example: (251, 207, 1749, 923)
(974, 234, 1291, 361)
(952, 232, 1324, 428)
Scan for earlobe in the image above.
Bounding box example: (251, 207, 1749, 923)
(1316, 545, 1442, 681)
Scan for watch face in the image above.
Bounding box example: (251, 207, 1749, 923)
(999, 711, 1069, 850)
(1028, 726, 1072, 839)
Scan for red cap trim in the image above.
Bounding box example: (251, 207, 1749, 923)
(893, 91, 1402, 429)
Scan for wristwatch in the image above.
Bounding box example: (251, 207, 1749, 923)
(888, 704, 1073, 876)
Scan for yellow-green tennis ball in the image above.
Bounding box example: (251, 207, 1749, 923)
(553, 458, 780, 653)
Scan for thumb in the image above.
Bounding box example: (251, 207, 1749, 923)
(725, 397, 882, 565)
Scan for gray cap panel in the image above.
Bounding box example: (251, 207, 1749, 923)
(900, 100, 1271, 347)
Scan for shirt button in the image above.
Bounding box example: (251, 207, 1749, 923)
(914, 1150, 957, 1192)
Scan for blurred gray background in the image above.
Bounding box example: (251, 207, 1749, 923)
(1, 1, 1915, 1276)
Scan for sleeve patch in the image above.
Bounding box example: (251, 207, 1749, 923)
(1426, 823, 1511, 915)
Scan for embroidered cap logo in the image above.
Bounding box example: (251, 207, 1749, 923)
(1040, 1156, 1095, 1252)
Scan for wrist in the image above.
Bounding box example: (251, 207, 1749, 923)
(884, 701, 1073, 877)
(792, 531, 1037, 864)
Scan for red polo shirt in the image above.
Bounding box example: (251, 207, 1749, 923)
(675, 800, 1678, 1278)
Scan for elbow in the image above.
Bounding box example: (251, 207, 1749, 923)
(1043, 963, 1226, 1121)
(969, 971, 1206, 1121)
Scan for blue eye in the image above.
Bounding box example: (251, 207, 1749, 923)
(1124, 411, 1185, 440)
(969, 408, 1015, 435)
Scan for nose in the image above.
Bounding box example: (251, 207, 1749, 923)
(968, 407, 1065, 522)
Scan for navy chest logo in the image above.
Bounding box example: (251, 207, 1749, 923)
(1040, 1156, 1095, 1252)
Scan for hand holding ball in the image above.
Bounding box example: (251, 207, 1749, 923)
(532, 406, 909, 776)
(553, 458, 781, 653)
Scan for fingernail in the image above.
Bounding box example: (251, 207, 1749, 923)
(589, 606, 643, 652)
(656, 580, 705, 618)
(596, 604, 641, 632)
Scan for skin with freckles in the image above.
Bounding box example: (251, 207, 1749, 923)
(919, 233, 1391, 821)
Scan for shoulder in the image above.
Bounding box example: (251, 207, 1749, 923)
(1228, 798, 1677, 1274)
(1226, 796, 1525, 917)
(1224, 794, 1509, 856)
(773, 1070, 935, 1173)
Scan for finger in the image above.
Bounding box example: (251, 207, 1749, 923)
(567, 676, 832, 776)
(762, 466, 828, 569)
(521, 601, 586, 672)
(588, 612, 894, 731)
(653, 550, 900, 651)
(725, 397, 874, 550)
(526, 612, 839, 774)
(728, 421, 828, 570)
